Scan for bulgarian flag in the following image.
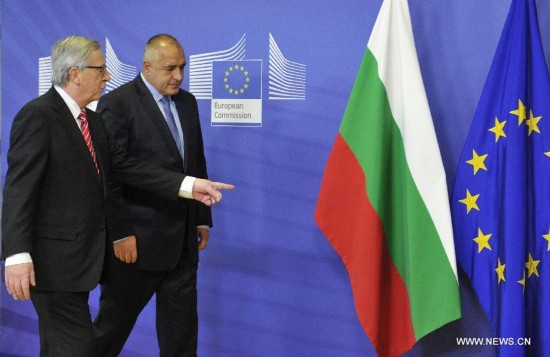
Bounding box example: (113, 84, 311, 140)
(314, 0, 461, 356)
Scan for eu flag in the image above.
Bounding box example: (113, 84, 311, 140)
(451, 0, 550, 355)
(212, 60, 262, 99)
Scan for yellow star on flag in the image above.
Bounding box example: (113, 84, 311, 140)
(473, 228, 492, 253)
(526, 110, 542, 135)
(525, 253, 540, 278)
(488, 117, 507, 142)
(459, 189, 480, 214)
(543, 229, 550, 251)
(510, 99, 527, 125)
(495, 258, 506, 284)
(466, 149, 488, 175)
(546, 152, 550, 157)
(518, 271, 526, 293)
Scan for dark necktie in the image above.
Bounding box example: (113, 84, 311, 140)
(78, 109, 100, 176)
(160, 96, 183, 158)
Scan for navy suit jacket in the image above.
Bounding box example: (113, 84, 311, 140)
(1, 87, 185, 291)
(97, 75, 212, 271)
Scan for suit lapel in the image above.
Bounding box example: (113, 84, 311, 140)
(49, 89, 103, 191)
(134, 77, 184, 169)
(174, 96, 190, 173)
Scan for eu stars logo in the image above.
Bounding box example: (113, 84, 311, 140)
(224, 64, 250, 96)
(212, 60, 262, 126)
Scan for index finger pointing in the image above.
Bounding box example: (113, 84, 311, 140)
(212, 182, 235, 190)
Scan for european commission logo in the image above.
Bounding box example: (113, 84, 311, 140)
(213, 61, 261, 99)
(189, 33, 306, 127)
(211, 60, 262, 126)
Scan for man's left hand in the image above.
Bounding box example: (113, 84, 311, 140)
(114, 235, 138, 263)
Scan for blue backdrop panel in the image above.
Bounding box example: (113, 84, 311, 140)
(1, 0, 550, 356)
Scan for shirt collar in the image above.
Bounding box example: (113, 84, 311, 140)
(140, 72, 165, 103)
(54, 85, 82, 119)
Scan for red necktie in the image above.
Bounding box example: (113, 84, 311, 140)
(78, 109, 100, 176)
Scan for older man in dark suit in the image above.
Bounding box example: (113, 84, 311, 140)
(91, 34, 217, 357)
(1, 35, 233, 357)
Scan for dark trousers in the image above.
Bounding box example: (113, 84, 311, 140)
(31, 290, 92, 357)
(92, 256, 198, 357)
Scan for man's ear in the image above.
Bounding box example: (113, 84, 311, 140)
(69, 67, 80, 84)
(143, 60, 151, 73)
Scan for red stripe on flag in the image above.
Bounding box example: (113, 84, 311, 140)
(315, 133, 416, 356)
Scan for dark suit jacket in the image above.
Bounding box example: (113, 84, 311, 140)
(1, 87, 186, 292)
(97, 75, 212, 271)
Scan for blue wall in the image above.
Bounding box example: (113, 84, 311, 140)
(1, 0, 549, 355)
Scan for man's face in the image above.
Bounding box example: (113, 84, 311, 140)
(81, 49, 110, 103)
(143, 44, 185, 96)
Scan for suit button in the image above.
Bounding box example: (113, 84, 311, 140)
(101, 227, 106, 232)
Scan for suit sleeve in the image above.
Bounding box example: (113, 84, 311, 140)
(95, 97, 187, 211)
(190, 97, 213, 228)
(96, 95, 136, 241)
(105, 176, 135, 242)
(1, 105, 49, 259)
(99, 119, 185, 201)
